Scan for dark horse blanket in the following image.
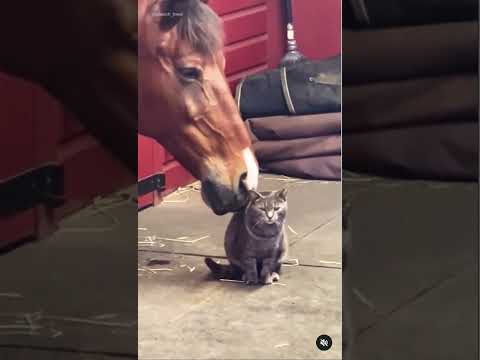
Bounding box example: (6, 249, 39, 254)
(343, 20, 478, 181)
(246, 113, 341, 181)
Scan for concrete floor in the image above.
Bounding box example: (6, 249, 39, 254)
(0, 188, 138, 359)
(138, 174, 342, 360)
(343, 172, 478, 360)
(2, 172, 476, 360)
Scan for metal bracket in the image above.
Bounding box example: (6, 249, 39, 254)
(0, 165, 64, 216)
(138, 173, 166, 196)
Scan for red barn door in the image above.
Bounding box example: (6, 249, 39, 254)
(1, 73, 133, 248)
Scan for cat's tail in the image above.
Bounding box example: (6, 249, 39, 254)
(204, 258, 243, 280)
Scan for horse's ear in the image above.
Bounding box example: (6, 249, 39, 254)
(159, 0, 193, 31)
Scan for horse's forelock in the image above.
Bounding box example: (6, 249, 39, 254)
(149, 0, 223, 57)
(156, 0, 189, 30)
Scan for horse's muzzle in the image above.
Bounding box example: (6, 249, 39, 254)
(201, 177, 249, 215)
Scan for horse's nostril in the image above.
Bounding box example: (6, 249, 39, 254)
(239, 172, 248, 191)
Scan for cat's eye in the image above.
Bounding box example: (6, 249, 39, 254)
(274, 207, 280, 211)
(177, 66, 202, 81)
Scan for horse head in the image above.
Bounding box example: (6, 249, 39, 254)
(138, 0, 258, 215)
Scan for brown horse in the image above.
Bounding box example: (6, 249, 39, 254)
(138, 0, 258, 214)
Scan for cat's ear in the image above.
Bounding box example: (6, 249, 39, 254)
(249, 190, 263, 201)
(277, 188, 288, 201)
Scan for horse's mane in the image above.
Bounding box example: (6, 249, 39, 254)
(149, 0, 223, 57)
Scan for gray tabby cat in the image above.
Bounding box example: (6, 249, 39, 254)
(205, 188, 289, 285)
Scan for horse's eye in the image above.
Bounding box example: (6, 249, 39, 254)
(177, 67, 202, 81)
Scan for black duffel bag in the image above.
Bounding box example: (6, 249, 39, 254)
(235, 55, 341, 119)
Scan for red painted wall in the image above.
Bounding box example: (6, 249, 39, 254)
(292, 0, 341, 60)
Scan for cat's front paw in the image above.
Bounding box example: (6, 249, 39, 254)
(261, 272, 280, 285)
(260, 267, 273, 284)
(271, 272, 280, 282)
(243, 272, 258, 285)
(261, 273, 274, 285)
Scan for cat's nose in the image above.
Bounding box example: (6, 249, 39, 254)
(266, 210, 274, 219)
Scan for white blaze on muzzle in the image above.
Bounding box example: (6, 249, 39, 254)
(242, 148, 259, 190)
